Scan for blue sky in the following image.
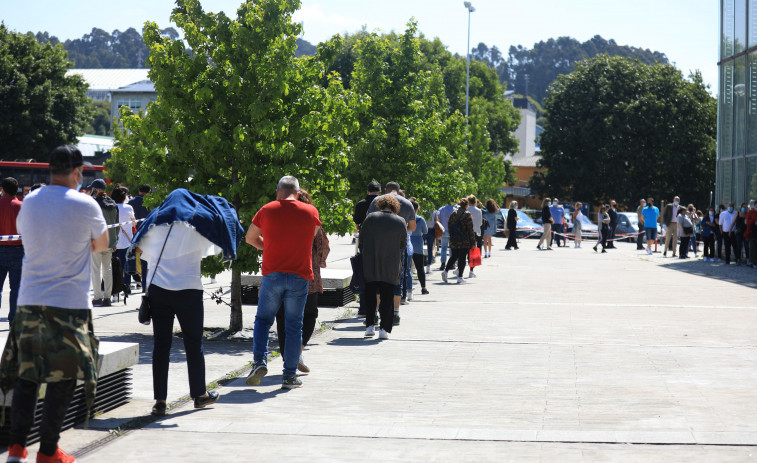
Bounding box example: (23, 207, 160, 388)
(2, 0, 718, 92)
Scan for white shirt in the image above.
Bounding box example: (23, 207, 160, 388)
(719, 210, 737, 232)
(116, 203, 136, 249)
(468, 206, 483, 236)
(17, 185, 106, 309)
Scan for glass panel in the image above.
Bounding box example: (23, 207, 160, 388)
(736, 0, 747, 53)
(750, 0, 757, 47)
(735, 56, 747, 159)
(720, 159, 734, 205)
(747, 156, 757, 200)
(723, 0, 736, 59)
(719, 62, 735, 160)
(747, 52, 757, 155)
(735, 156, 746, 202)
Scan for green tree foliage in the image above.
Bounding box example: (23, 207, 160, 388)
(345, 22, 475, 208)
(83, 100, 111, 135)
(109, 0, 360, 332)
(0, 24, 93, 161)
(472, 35, 668, 106)
(531, 55, 716, 208)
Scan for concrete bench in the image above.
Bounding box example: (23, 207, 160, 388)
(241, 269, 354, 307)
(0, 340, 139, 445)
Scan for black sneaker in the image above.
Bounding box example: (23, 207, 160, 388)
(151, 401, 167, 416)
(245, 361, 267, 386)
(194, 390, 219, 408)
(281, 376, 302, 390)
(101, 299, 111, 307)
(92, 299, 103, 307)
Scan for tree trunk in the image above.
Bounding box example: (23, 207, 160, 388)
(229, 266, 243, 333)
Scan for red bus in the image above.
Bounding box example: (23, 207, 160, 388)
(0, 161, 107, 196)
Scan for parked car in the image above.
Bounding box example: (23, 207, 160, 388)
(615, 212, 640, 242)
(566, 212, 599, 236)
(495, 210, 543, 238)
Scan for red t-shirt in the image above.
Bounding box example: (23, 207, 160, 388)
(0, 196, 22, 246)
(252, 199, 321, 279)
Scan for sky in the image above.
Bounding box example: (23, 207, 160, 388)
(1, 0, 719, 92)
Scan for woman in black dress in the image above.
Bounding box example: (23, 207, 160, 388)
(505, 201, 519, 250)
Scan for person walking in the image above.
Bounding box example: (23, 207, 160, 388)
(0, 177, 23, 322)
(275, 189, 330, 374)
(352, 181, 381, 316)
(1, 145, 109, 463)
(482, 199, 498, 258)
(606, 200, 618, 249)
(636, 199, 646, 250)
(245, 176, 322, 390)
(111, 187, 136, 300)
(358, 195, 407, 340)
(641, 198, 660, 255)
(466, 196, 483, 278)
(436, 202, 455, 270)
(537, 198, 553, 250)
(505, 201, 519, 250)
(677, 207, 694, 258)
(129, 184, 151, 286)
(409, 200, 429, 295)
(443, 198, 476, 284)
(550, 198, 565, 247)
(572, 202, 584, 248)
(88, 179, 119, 307)
(594, 205, 611, 253)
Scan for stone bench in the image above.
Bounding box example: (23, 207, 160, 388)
(241, 269, 354, 307)
(0, 340, 139, 445)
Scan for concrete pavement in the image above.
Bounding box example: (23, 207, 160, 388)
(4, 234, 757, 462)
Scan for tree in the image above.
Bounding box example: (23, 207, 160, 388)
(0, 24, 92, 161)
(83, 100, 111, 135)
(109, 0, 359, 332)
(531, 55, 716, 208)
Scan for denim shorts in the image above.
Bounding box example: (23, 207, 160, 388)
(645, 228, 657, 241)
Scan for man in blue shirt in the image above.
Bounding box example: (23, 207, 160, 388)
(641, 197, 660, 255)
(550, 199, 566, 247)
(436, 203, 455, 270)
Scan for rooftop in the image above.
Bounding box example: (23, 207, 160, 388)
(66, 69, 150, 91)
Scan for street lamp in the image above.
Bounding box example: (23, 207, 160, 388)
(464, 1, 475, 120)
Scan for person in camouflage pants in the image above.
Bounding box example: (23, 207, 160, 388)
(0, 145, 109, 463)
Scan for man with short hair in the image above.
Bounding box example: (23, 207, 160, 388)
(636, 198, 646, 250)
(436, 202, 455, 270)
(606, 200, 618, 249)
(549, 198, 565, 247)
(0, 177, 23, 322)
(245, 175, 321, 390)
(3, 145, 109, 463)
(366, 182, 416, 325)
(88, 179, 119, 307)
(641, 197, 660, 255)
(720, 202, 738, 264)
(663, 196, 680, 257)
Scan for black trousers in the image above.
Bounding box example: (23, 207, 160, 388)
(506, 228, 518, 249)
(150, 285, 206, 400)
(444, 248, 468, 277)
(679, 236, 690, 257)
(716, 234, 723, 259)
(10, 378, 75, 455)
(411, 253, 427, 289)
(703, 235, 715, 258)
(636, 230, 645, 249)
(364, 281, 395, 333)
(276, 291, 319, 359)
(723, 232, 736, 263)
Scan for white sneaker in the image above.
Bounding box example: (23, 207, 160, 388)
(406, 292, 413, 301)
(378, 329, 389, 340)
(441, 271, 448, 283)
(457, 276, 466, 284)
(425, 266, 430, 274)
(468, 270, 476, 278)
(365, 326, 375, 337)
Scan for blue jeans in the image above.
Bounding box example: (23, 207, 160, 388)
(253, 272, 308, 377)
(0, 246, 23, 322)
(115, 248, 132, 288)
(440, 232, 450, 265)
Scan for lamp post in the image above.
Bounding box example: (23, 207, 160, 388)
(464, 1, 475, 120)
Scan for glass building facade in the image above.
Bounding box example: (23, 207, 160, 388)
(719, 0, 757, 205)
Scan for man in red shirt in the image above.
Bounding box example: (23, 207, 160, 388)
(0, 177, 23, 322)
(245, 175, 321, 390)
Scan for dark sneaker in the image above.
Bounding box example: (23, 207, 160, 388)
(281, 376, 302, 390)
(194, 390, 219, 409)
(91, 299, 102, 307)
(101, 299, 111, 307)
(421, 288, 429, 295)
(245, 361, 267, 386)
(151, 402, 167, 416)
(393, 314, 400, 326)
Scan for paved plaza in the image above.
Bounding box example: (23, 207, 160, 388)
(1, 234, 757, 462)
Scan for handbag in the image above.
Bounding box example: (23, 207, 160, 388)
(138, 224, 173, 325)
(434, 222, 445, 239)
(349, 252, 364, 293)
(469, 247, 482, 267)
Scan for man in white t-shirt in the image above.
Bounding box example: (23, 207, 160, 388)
(719, 202, 738, 264)
(2, 145, 108, 463)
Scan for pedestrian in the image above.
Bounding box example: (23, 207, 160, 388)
(358, 194, 407, 339)
(677, 207, 694, 258)
(734, 203, 747, 265)
(572, 202, 584, 248)
(436, 202, 455, 270)
(132, 188, 244, 416)
(745, 200, 757, 267)
(409, 200, 429, 296)
(129, 184, 151, 286)
(663, 196, 680, 257)
(111, 186, 136, 299)
(720, 202, 738, 264)
(636, 199, 646, 250)
(641, 198, 660, 255)
(482, 199, 498, 258)
(1, 145, 108, 463)
(245, 175, 322, 390)
(0, 177, 23, 322)
(505, 201, 519, 250)
(426, 208, 439, 272)
(537, 197, 553, 250)
(594, 205, 610, 253)
(689, 207, 701, 258)
(466, 195, 483, 278)
(443, 198, 476, 284)
(352, 181, 381, 316)
(702, 207, 717, 262)
(275, 188, 330, 374)
(606, 200, 618, 249)
(550, 198, 565, 247)
(715, 204, 725, 261)
(88, 179, 119, 307)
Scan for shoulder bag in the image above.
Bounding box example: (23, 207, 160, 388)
(138, 224, 174, 325)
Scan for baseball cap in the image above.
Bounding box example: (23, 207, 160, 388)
(87, 179, 106, 190)
(49, 145, 93, 173)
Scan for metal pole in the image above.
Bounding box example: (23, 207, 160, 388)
(465, 6, 471, 120)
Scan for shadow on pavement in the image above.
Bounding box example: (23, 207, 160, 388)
(219, 387, 286, 405)
(660, 259, 757, 289)
(98, 332, 249, 366)
(327, 336, 381, 347)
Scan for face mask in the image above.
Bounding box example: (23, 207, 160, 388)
(742, 208, 747, 212)
(728, 206, 734, 213)
(709, 212, 715, 217)
(553, 202, 558, 206)
(674, 201, 679, 206)
(76, 170, 84, 191)
(688, 208, 693, 213)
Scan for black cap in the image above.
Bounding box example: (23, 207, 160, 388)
(87, 179, 106, 190)
(49, 145, 93, 173)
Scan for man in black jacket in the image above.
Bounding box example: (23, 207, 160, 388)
(606, 200, 619, 249)
(352, 181, 381, 316)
